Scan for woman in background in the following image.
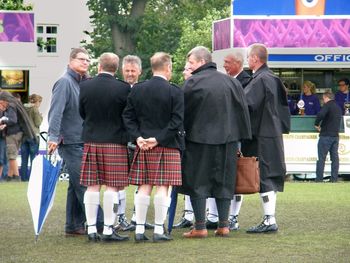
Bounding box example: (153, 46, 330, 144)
(20, 94, 43, 181)
(300, 80, 321, 115)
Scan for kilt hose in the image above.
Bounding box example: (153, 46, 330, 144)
(80, 142, 129, 187)
(129, 146, 182, 186)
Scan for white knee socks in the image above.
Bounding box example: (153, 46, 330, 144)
(117, 190, 126, 216)
(260, 191, 277, 225)
(103, 191, 119, 235)
(84, 191, 100, 234)
(207, 198, 218, 222)
(154, 195, 171, 235)
(184, 195, 194, 221)
(134, 194, 150, 234)
(230, 194, 243, 216)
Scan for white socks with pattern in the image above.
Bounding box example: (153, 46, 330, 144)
(117, 190, 126, 218)
(260, 191, 277, 225)
(230, 194, 243, 217)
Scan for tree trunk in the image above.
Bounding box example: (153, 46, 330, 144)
(110, 0, 148, 55)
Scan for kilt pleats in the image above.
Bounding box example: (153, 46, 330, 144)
(129, 146, 182, 186)
(80, 143, 129, 187)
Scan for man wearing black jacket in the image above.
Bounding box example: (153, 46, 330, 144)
(180, 46, 251, 238)
(123, 52, 184, 242)
(315, 91, 342, 182)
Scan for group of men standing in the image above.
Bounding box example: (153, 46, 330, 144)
(47, 43, 290, 243)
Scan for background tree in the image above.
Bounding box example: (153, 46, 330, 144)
(0, 0, 32, 10)
(84, 0, 230, 83)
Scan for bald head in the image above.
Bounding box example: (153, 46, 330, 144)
(98, 52, 119, 73)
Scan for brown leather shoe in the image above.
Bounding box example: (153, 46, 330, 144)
(65, 228, 86, 237)
(183, 229, 208, 238)
(215, 227, 230, 237)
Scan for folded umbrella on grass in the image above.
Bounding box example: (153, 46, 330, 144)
(27, 153, 62, 242)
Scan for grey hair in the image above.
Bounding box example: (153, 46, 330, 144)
(247, 43, 268, 63)
(99, 52, 119, 73)
(187, 46, 212, 63)
(122, 55, 142, 70)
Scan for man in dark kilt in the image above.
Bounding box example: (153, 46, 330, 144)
(79, 52, 130, 242)
(123, 52, 184, 243)
(180, 46, 251, 238)
(242, 43, 290, 233)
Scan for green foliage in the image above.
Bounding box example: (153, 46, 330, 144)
(84, 0, 230, 81)
(0, 0, 33, 10)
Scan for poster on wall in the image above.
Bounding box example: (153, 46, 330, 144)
(0, 12, 34, 42)
(0, 70, 27, 91)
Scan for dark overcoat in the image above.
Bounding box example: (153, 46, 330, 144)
(180, 62, 251, 199)
(241, 64, 291, 193)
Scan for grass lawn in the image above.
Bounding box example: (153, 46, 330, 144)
(0, 181, 349, 263)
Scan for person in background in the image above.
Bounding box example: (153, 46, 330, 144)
(223, 51, 251, 88)
(115, 55, 155, 232)
(299, 80, 321, 115)
(173, 62, 194, 230)
(47, 47, 103, 236)
(180, 46, 251, 239)
(0, 110, 7, 182)
(315, 91, 342, 183)
(79, 52, 130, 242)
(242, 43, 290, 234)
(284, 82, 298, 115)
(20, 94, 43, 181)
(123, 52, 184, 242)
(335, 78, 349, 115)
(0, 91, 36, 182)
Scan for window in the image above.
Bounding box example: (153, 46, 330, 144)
(36, 24, 58, 54)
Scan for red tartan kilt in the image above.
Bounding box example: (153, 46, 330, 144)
(129, 146, 182, 186)
(80, 143, 129, 187)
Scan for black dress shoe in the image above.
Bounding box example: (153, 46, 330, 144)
(121, 220, 136, 231)
(173, 218, 193, 229)
(145, 222, 154, 229)
(246, 221, 278, 234)
(135, 233, 150, 243)
(101, 232, 129, 242)
(153, 233, 173, 242)
(206, 220, 218, 229)
(88, 233, 100, 242)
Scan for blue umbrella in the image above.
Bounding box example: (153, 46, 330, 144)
(167, 187, 178, 234)
(27, 154, 62, 241)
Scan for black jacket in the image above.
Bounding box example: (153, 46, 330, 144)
(122, 76, 184, 150)
(236, 70, 251, 88)
(315, 100, 342, 137)
(79, 73, 130, 144)
(183, 62, 251, 144)
(244, 64, 290, 137)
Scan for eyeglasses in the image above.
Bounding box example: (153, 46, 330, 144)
(75, 57, 91, 63)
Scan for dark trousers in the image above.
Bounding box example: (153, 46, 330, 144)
(58, 143, 103, 232)
(20, 138, 39, 181)
(316, 136, 339, 182)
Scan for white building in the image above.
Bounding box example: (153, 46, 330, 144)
(0, 0, 91, 133)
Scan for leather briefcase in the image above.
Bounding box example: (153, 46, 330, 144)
(235, 153, 260, 194)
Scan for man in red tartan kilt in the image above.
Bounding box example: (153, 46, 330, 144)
(123, 52, 184, 242)
(79, 52, 130, 242)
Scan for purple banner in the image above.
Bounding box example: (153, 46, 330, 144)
(0, 12, 34, 42)
(233, 19, 350, 48)
(213, 19, 231, 51)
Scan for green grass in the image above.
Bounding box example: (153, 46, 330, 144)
(0, 181, 349, 263)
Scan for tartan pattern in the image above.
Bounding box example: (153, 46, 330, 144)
(129, 146, 182, 186)
(80, 143, 129, 187)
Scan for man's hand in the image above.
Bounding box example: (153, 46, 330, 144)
(144, 137, 158, 150)
(48, 141, 58, 154)
(315, 125, 321, 132)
